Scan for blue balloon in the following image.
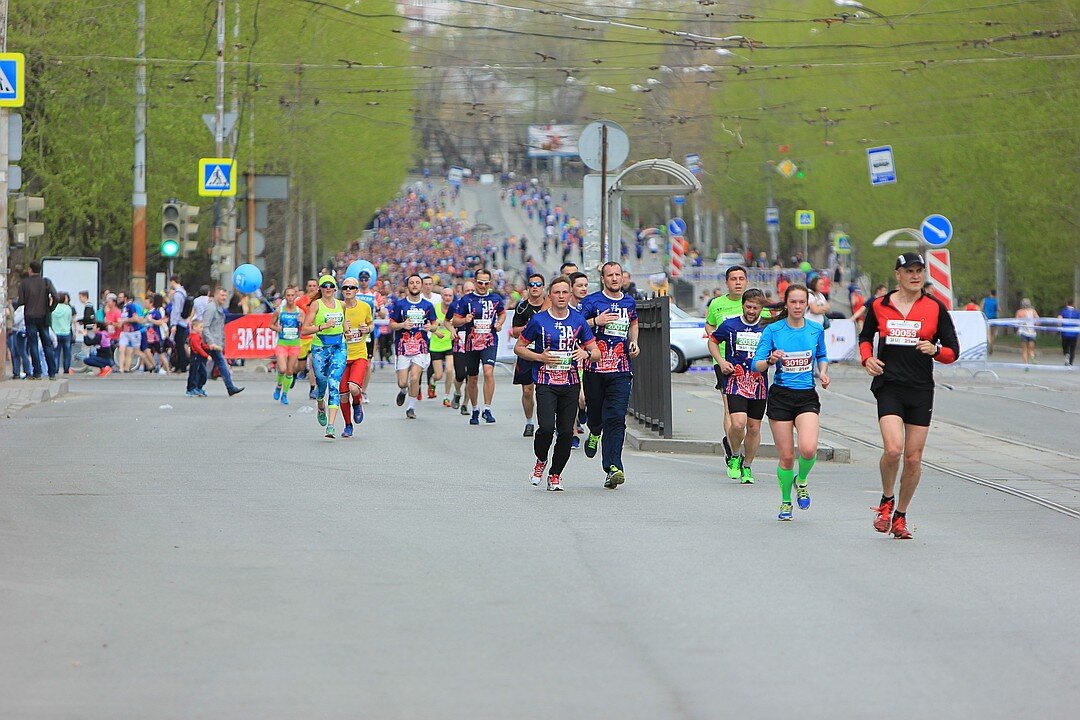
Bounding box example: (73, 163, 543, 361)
(233, 263, 263, 294)
(345, 259, 378, 283)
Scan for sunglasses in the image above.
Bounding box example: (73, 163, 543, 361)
(528, 281, 544, 288)
(320, 283, 337, 289)
(476, 280, 491, 286)
(341, 285, 359, 291)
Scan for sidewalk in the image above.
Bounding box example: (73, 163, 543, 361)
(0, 378, 71, 417)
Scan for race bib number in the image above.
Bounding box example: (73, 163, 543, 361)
(545, 350, 574, 371)
(406, 308, 426, 327)
(474, 318, 492, 335)
(734, 331, 759, 354)
(885, 319, 921, 346)
(604, 319, 630, 339)
(281, 327, 299, 340)
(344, 329, 364, 344)
(780, 350, 813, 374)
(324, 311, 344, 327)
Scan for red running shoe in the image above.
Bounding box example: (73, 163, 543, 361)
(873, 498, 894, 533)
(891, 515, 912, 540)
(427, 385, 436, 399)
(546, 473, 563, 492)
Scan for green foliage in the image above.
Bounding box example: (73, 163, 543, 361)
(11, 0, 413, 289)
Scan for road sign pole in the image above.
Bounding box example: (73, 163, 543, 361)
(803, 228, 808, 260)
(130, 0, 148, 298)
(599, 123, 608, 266)
(0, 0, 8, 381)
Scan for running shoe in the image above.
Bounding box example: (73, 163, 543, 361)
(396, 389, 406, 406)
(547, 474, 563, 491)
(354, 403, 364, 425)
(443, 398, 452, 408)
(363, 395, 370, 404)
(483, 409, 496, 424)
(873, 497, 895, 533)
(406, 408, 417, 419)
(891, 515, 912, 540)
(778, 502, 793, 521)
(296, 369, 308, 380)
(342, 424, 353, 438)
(523, 423, 535, 437)
(317, 407, 327, 427)
(281, 393, 289, 405)
(726, 454, 742, 480)
(574, 424, 584, 435)
(195, 389, 208, 397)
(308, 387, 318, 400)
(324, 426, 336, 440)
(186, 389, 198, 397)
(795, 483, 811, 510)
(98, 367, 113, 377)
(427, 385, 436, 399)
(603, 465, 625, 489)
(452, 393, 461, 409)
(722, 436, 732, 462)
(273, 386, 281, 401)
(460, 403, 470, 416)
(530, 459, 547, 485)
(470, 410, 480, 425)
(571, 435, 580, 450)
(740, 465, 755, 484)
(584, 433, 600, 458)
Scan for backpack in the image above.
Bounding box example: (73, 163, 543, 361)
(180, 294, 195, 321)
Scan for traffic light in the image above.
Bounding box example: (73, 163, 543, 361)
(181, 204, 200, 257)
(161, 199, 183, 256)
(12, 195, 44, 246)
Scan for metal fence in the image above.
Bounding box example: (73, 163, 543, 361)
(629, 295, 673, 438)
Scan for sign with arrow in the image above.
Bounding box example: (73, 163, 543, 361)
(920, 214, 952, 247)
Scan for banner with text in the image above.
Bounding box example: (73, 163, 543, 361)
(224, 313, 279, 359)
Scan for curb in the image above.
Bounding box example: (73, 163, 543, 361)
(0, 379, 70, 417)
(625, 425, 851, 463)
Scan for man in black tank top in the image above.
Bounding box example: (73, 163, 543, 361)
(510, 273, 547, 437)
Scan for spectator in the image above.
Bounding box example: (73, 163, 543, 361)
(169, 275, 190, 373)
(81, 322, 115, 376)
(185, 319, 210, 396)
(228, 289, 246, 315)
(192, 285, 212, 325)
(805, 276, 831, 326)
(17, 260, 59, 379)
(143, 293, 170, 374)
(116, 291, 144, 373)
(51, 292, 75, 375)
(963, 296, 979, 311)
(981, 289, 999, 354)
(200, 287, 244, 396)
(78, 291, 96, 327)
(7, 299, 31, 379)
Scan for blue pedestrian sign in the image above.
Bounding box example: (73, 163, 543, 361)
(0, 52, 26, 108)
(673, 195, 686, 206)
(198, 157, 236, 197)
(920, 214, 952, 247)
(668, 217, 686, 236)
(766, 206, 779, 226)
(867, 145, 896, 186)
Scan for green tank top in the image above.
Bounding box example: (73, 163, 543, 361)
(429, 302, 452, 352)
(312, 298, 345, 347)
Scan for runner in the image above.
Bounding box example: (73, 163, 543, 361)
(339, 277, 374, 437)
(295, 278, 319, 399)
(420, 274, 440, 397)
(389, 274, 438, 419)
(270, 285, 302, 405)
(510, 272, 547, 437)
(452, 269, 506, 425)
(430, 286, 455, 406)
(581, 262, 640, 489)
(450, 280, 474, 414)
(705, 265, 749, 460)
(301, 275, 347, 439)
(515, 276, 600, 491)
(568, 271, 591, 447)
(859, 252, 959, 539)
(753, 284, 830, 521)
(355, 270, 384, 403)
(709, 289, 768, 484)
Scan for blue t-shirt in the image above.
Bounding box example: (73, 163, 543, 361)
(389, 297, 438, 356)
(982, 296, 998, 319)
(713, 316, 767, 399)
(520, 308, 595, 386)
(455, 292, 505, 351)
(580, 290, 638, 375)
(1060, 306, 1079, 338)
(121, 302, 141, 333)
(752, 319, 828, 391)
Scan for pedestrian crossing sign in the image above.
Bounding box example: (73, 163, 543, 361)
(0, 53, 25, 107)
(199, 157, 236, 197)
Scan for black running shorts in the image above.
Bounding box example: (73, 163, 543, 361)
(873, 383, 934, 427)
(453, 351, 468, 382)
(726, 394, 767, 421)
(765, 385, 820, 422)
(513, 359, 535, 386)
(430, 349, 450, 362)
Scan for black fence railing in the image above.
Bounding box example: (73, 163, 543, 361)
(629, 295, 673, 438)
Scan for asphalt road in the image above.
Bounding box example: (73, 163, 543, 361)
(2, 370, 1078, 719)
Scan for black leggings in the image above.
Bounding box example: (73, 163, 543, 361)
(534, 384, 579, 476)
(1064, 335, 1077, 365)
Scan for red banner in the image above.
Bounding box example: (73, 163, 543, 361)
(224, 313, 279, 358)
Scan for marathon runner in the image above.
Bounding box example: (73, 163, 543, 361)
(452, 269, 506, 425)
(420, 274, 440, 398)
(450, 280, 474, 414)
(709, 289, 768, 484)
(568, 271, 591, 447)
(859, 252, 959, 540)
(355, 270, 384, 404)
(389, 274, 438, 420)
(295, 278, 319, 399)
(270, 284, 302, 405)
(515, 276, 600, 491)
(430, 286, 456, 406)
(705, 265, 749, 461)
(753, 284, 830, 521)
(301, 275, 348, 439)
(510, 272, 548, 437)
(581, 262, 640, 489)
(339, 277, 373, 437)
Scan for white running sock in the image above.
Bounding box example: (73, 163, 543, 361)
(407, 397, 416, 410)
(525, 416, 534, 424)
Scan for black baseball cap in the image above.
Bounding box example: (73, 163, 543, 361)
(895, 252, 926, 269)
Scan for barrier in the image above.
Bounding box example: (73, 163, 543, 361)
(627, 296, 673, 438)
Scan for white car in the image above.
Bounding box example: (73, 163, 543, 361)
(669, 304, 710, 372)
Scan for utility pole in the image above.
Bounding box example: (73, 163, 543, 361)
(765, 170, 779, 263)
(212, 0, 228, 289)
(994, 225, 1007, 316)
(223, 0, 239, 279)
(309, 199, 317, 277)
(0, 0, 10, 381)
(245, 13, 256, 267)
(131, 0, 148, 297)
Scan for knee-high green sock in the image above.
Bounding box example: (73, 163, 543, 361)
(797, 454, 817, 485)
(777, 467, 795, 503)
(281, 373, 293, 393)
(275, 372, 284, 388)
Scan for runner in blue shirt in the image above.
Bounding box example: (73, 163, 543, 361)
(388, 274, 438, 419)
(753, 284, 830, 521)
(515, 276, 600, 492)
(1059, 299, 1079, 366)
(709, 288, 767, 485)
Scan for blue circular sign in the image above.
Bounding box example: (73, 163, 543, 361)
(668, 217, 687, 236)
(921, 214, 952, 247)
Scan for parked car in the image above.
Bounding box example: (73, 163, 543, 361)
(669, 304, 710, 372)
